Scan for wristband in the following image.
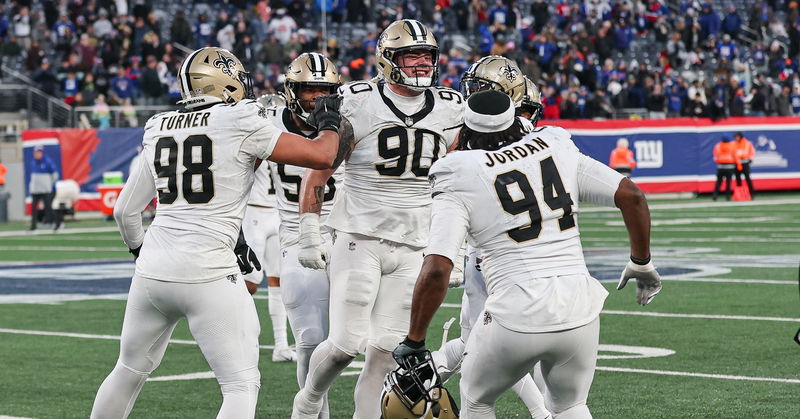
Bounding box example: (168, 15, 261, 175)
(402, 336, 426, 349)
(630, 254, 651, 265)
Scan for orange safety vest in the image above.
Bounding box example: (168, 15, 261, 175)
(0, 162, 7, 185)
(736, 138, 755, 163)
(713, 141, 737, 165)
(609, 146, 636, 169)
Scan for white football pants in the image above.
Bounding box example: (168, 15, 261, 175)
(242, 205, 281, 281)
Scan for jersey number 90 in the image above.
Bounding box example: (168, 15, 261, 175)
(375, 127, 443, 177)
(154, 135, 214, 204)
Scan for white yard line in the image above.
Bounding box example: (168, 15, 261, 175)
(0, 227, 119, 237)
(601, 310, 800, 322)
(0, 328, 276, 350)
(596, 366, 800, 384)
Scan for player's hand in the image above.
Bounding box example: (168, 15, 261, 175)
(392, 337, 428, 369)
(235, 242, 262, 275)
(129, 246, 142, 261)
(307, 94, 342, 133)
(245, 280, 259, 295)
(617, 259, 662, 306)
(298, 213, 327, 270)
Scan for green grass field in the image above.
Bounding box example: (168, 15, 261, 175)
(1, 194, 798, 418)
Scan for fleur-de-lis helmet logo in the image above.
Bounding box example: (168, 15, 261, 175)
(213, 51, 236, 77)
(501, 64, 518, 82)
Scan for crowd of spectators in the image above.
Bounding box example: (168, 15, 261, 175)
(2, 0, 800, 125)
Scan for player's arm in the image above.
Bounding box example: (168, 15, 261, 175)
(577, 154, 661, 305)
(270, 96, 353, 170)
(113, 150, 156, 259)
(394, 192, 469, 366)
(295, 116, 355, 269)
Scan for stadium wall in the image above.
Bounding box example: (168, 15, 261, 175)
(21, 117, 800, 211)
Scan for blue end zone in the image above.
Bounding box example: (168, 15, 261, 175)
(0, 261, 134, 295)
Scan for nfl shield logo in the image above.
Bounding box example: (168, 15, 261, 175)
(348, 241, 356, 251)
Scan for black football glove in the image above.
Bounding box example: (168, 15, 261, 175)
(392, 337, 428, 370)
(307, 94, 342, 133)
(129, 246, 141, 261)
(235, 242, 261, 275)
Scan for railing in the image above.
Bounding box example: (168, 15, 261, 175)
(72, 105, 177, 129)
(0, 83, 72, 128)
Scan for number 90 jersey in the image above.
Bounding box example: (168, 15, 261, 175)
(137, 100, 282, 282)
(426, 126, 625, 332)
(264, 107, 344, 248)
(325, 80, 464, 247)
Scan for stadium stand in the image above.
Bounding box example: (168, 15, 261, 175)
(2, 0, 800, 127)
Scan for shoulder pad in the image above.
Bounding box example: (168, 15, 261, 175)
(431, 86, 465, 107)
(340, 80, 376, 96)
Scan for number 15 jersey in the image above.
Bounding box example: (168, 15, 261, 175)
(325, 80, 464, 248)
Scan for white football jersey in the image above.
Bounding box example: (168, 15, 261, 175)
(135, 100, 282, 282)
(265, 106, 344, 248)
(247, 161, 277, 207)
(426, 126, 625, 332)
(325, 80, 464, 247)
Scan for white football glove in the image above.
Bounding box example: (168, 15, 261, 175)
(298, 213, 328, 270)
(617, 260, 662, 306)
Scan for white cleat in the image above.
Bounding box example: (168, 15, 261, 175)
(272, 346, 298, 362)
(291, 389, 323, 419)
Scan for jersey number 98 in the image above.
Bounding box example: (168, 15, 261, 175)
(154, 135, 214, 204)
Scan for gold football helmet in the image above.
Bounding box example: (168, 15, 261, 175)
(177, 47, 254, 109)
(519, 76, 544, 125)
(376, 19, 439, 90)
(381, 352, 459, 419)
(460, 56, 525, 106)
(284, 52, 341, 122)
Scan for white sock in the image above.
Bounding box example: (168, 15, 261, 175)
(354, 346, 397, 419)
(304, 340, 354, 404)
(90, 361, 148, 419)
(218, 382, 260, 419)
(511, 374, 551, 419)
(268, 286, 288, 348)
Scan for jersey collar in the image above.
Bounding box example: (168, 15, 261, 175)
(378, 82, 435, 127)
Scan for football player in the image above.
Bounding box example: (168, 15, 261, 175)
(433, 57, 552, 419)
(90, 47, 349, 419)
(291, 20, 464, 419)
(393, 90, 662, 418)
(266, 52, 345, 418)
(241, 120, 295, 363)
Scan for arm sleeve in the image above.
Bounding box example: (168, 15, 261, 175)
(426, 158, 470, 263)
(577, 153, 625, 208)
(113, 152, 156, 250)
(426, 193, 470, 264)
(239, 102, 282, 160)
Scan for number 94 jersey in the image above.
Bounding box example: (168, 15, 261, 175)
(426, 126, 625, 331)
(325, 80, 464, 248)
(265, 106, 344, 248)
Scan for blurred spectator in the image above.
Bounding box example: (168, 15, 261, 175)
(32, 60, 59, 96)
(121, 98, 138, 127)
(111, 67, 134, 104)
(29, 145, 58, 230)
(721, 6, 741, 39)
(12, 6, 33, 51)
(93, 9, 114, 39)
(1, 35, 23, 61)
(776, 85, 792, 116)
(140, 56, 164, 106)
(269, 9, 297, 45)
(194, 13, 213, 48)
(62, 71, 81, 102)
(92, 94, 111, 129)
(609, 137, 636, 177)
(170, 10, 193, 47)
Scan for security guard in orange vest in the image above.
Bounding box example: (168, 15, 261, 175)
(0, 159, 7, 190)
(712, 136, 737, 201)
(733, 131, 755, 198)
(609, 137, 636, 177)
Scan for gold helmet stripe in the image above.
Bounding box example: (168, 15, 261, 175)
(180, 48, 204, 97)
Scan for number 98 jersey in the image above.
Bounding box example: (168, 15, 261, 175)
(325, 80, 464, 247)
(426, 126, 625, 332)
(265, 107, 344, 248)
(137, 100, 282, 282)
